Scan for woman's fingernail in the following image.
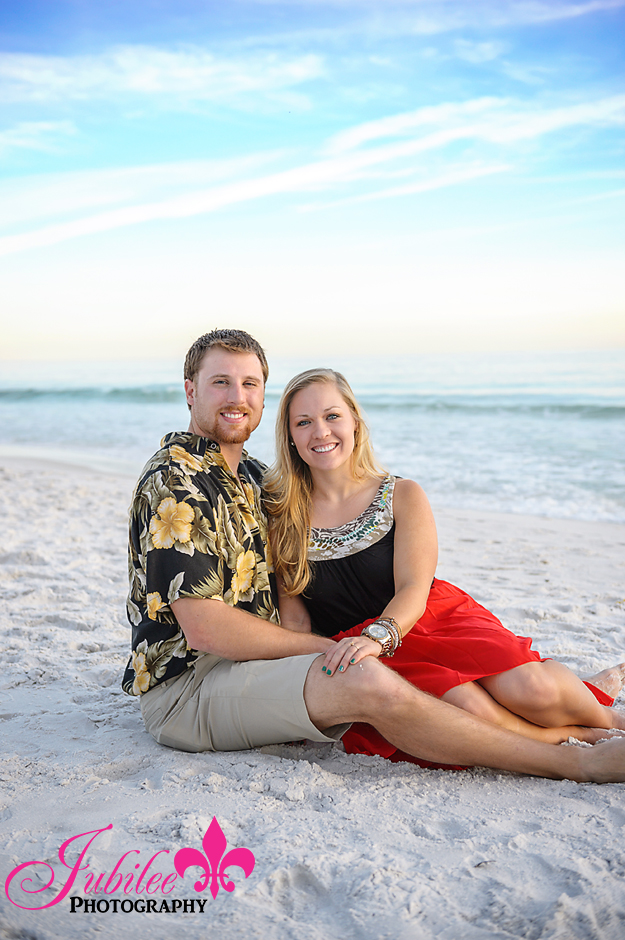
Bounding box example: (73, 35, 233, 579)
(322, 666, 327, 672)
(350, 658, 356, 664)
(326, 670, 332, 676)
(338, 665, 344, 672)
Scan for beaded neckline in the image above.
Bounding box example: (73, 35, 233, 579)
(308, 476, 395, 561)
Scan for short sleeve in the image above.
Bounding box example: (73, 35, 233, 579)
(138, 467, 227, 616)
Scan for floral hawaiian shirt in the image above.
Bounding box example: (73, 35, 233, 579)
(122, 431, 278, 696)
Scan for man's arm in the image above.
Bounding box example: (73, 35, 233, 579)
(172, 597, 334, 661)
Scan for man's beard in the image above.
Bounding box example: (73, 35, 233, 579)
(213, 424, 252, 444)
(203, 411, 260, 445)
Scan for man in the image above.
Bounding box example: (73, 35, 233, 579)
(123, 329, 625, 782)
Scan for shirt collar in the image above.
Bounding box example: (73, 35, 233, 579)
(160, 431, 249, 466)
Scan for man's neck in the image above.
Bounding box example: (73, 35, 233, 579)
(218, 442, 245, 478)
(186, 423, 245, 478)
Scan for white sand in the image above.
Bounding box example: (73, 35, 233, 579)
(1, 457, 624, 940)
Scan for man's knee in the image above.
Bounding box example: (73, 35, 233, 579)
(304, 655, 414, 725)
(342, 657, 416, 714)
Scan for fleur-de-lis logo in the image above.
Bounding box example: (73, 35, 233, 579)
(173, 817, 255, 899)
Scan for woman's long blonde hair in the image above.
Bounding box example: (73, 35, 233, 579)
(263, 368, 385, 597)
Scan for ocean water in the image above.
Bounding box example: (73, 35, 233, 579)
(1, 350, 623, 522)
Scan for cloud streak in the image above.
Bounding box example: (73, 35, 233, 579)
(298, 162, 512, 211)
(0, 153, 286, 228)
(1, 92, 623, 257)
(327, 94, 625, 152)
(237, 0, 625, 44)
(0, 46, 324, 108)
(0, 121, 77, 156)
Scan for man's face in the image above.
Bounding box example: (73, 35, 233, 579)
(184, 347, 265, 445)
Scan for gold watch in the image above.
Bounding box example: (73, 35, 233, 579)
(361, 622, 394, 656)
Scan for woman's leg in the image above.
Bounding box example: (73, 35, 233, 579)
(441, 680, 611, 744)
(478, 660, 625, 731)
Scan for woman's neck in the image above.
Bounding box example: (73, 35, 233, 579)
(309, 466, 383, 528)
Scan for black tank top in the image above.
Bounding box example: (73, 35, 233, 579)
(302, 476, 396, 637)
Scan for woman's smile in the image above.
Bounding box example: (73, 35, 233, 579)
(311, 442, 339, 453)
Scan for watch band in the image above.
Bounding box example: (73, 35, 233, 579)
(361, 623, 394, 657)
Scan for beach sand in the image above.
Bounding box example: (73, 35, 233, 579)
(1, 457, 624, 940)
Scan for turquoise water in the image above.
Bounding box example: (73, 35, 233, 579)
(1, 350, 623, 521)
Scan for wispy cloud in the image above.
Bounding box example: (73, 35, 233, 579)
(0, 136, 493, 255)
(494, 0, 625, 26)
(0, 121, 77, 156)
(326, 98, 508, 154)
(454, 39, 509, 63)
(499, 61, 553, 86)
(298, 162, 512, 211)
(326, 94, 625, 153)
(237, 0, 625, 44)
(0, 46, 324, 109)
(0, 153, 286, 227)
(2, 92, 623, 256)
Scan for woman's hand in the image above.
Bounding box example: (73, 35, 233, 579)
(321, 635, 382, 676)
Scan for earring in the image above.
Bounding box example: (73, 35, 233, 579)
(289, 440, 295, 447)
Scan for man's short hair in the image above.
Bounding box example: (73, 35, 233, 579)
(184, 329, 269, 384)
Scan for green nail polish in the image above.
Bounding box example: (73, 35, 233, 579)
(350, 658, 356, 664)
(322, 666, 327, 672)
(338, 665, 344, 672)
(326, 669, 332, 676)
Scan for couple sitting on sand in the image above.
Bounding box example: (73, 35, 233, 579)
(123, 328, 625, 783)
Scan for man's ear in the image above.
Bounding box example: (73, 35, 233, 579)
(184, 378, 195, 408)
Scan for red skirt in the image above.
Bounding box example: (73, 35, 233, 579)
(331, 578, 613, 769)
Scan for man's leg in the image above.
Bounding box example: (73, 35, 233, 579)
(303, 655, 625, 783)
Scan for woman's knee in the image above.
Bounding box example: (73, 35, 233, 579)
(488, 662, 562, 712)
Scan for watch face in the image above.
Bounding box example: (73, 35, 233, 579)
(369, 625, 389, 640)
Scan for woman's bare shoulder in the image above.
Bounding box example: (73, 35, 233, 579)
(393, 478, 434, 517)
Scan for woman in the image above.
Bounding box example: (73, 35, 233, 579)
(263, 368, 624, 766)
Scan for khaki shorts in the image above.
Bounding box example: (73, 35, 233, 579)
(140, 652, 350, 753)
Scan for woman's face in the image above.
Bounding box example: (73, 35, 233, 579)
(288, 382, 357, 473)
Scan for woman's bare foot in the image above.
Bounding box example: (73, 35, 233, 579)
(576, 737, 625, 784)
(584, 662, 625, 700)
(565, 726, 625, 745)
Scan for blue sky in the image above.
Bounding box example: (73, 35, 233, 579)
(1, 0, 624, 358)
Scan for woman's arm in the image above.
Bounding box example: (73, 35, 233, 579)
(321, 478, 438, 675)
(380, 478, 438, 635)
(268, 524, 314, 633)
(277, 579, 313, 633)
